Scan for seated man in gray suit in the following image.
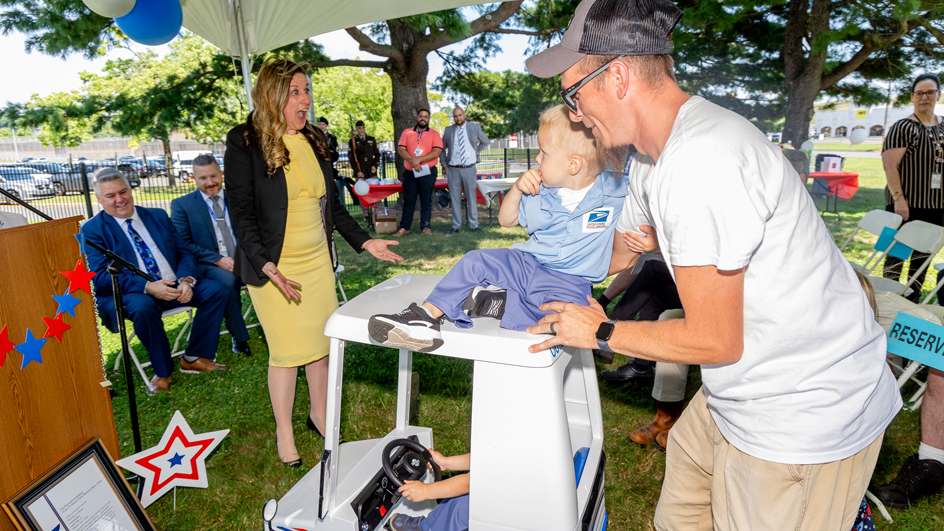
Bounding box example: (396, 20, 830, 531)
(440, 106, 489, 234)
(170, 154, 251, 356)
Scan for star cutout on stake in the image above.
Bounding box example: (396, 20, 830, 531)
(74, 232, 89, 256)
(16, 329, 47, 369)
(115, 410, 229, 508)
(60, 259, 96, 295)
(51, 289, 82, 318)
(42, 314, 72, 343)
(0, 326, 15, 369)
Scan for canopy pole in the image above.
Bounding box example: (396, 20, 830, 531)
(241, 53, 254, 112)
(233, 0, 254, 112)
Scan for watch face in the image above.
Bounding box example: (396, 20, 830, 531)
(596, 321, 615, 341)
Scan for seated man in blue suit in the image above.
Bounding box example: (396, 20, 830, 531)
(82, 168, 229, 395)
(170, 154, 251, 357)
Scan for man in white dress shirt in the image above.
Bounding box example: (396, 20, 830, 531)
(82, 168, 229, 394)
(171, 155, 252, 357)
(440, 107, 489, 234)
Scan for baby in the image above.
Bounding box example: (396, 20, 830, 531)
(369, 104, 626, 352)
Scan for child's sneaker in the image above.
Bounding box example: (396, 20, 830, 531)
(386, 513, 426, 531)
(369, 303, 444, 353)
(463, 286, 507, 319)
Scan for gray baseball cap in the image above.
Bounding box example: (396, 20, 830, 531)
(526, 0, 683, 79)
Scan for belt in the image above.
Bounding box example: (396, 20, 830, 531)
(449, 164, 474, 168)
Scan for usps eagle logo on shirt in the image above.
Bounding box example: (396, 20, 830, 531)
(583, 208, 614, 233)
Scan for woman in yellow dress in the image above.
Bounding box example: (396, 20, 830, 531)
(225, 59, 402, 467)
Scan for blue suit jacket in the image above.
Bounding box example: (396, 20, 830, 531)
(170, 190, 231, 266)
(82, 207, 198, 327)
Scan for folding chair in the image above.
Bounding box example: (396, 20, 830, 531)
(218, 286, 262, 338)
(838, 210, 902, 271)
(864, 220, 944, 298)
(113, 306, 195, 388)
(868, 289, 942, 523)
(336, 264, 349, 304)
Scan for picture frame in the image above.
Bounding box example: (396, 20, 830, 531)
(2, 438, 155, 531)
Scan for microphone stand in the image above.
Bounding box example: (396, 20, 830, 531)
(0, 188, 154, 496)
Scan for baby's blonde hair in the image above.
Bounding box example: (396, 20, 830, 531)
(538, 104, 602, 174)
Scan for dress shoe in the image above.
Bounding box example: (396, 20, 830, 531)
(392, 228, 409, 237)
(470, 227, 482, 233)
(306, 415, 324, 438)
(629, 400, 683, 446)
(600, 362, 655, 384)
(231, 337, 252, 357)
(180, 357, 230, 374)
(147, 375, 171, 395)
(422, 228, 432, 236)
(653, 429, 670, 453)
(445, 228, 460, 235)
(871, 454, 944, 509)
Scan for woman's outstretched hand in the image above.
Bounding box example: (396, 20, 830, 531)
(262, 262, 302, 302)
(363, 239, 404, 263)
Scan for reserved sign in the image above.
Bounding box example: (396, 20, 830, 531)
(886, 312, 944, 371)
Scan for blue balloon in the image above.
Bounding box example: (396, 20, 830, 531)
(115, 0, 182, 46)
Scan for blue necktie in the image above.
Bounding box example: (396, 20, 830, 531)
(126, 219, 162, 280)
(456, 126, 472, 165)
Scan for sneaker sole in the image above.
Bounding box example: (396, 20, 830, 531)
(368, 317, 444, 353)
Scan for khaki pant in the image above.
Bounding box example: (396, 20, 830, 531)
(654, 388, 883, 531)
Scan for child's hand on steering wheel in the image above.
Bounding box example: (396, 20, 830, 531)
(398, 479, 430, 502)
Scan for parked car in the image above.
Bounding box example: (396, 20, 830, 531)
(118, 162, 149, 181)
(82, 161, 141, 189)
(22, 162, 81, 196)
(0, 167, 56, 202)
(144, 159, 167, 177)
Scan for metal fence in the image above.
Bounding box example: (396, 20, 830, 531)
(0, 149, 538, 224)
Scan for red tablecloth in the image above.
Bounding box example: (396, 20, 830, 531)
(810, 171, 859, 200)
(353, 175, 502, 207)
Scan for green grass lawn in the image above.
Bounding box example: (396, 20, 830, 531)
(100, 172, 942, 530)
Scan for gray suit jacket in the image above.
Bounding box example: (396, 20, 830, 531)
(440, 122, 489, 167)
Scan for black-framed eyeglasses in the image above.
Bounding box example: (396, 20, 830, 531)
(913, 90, 941, 99)
(559, 55, 625, 112)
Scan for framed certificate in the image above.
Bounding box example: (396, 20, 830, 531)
(3, 438, 155, 531)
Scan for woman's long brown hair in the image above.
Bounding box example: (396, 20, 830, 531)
(243, 58, 329, 177)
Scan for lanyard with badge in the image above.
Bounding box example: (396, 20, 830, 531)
(205, 198, 230, 255)
(413, 126, 427, 157)
(917, 114, 944, 189)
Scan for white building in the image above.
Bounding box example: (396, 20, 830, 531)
(814, 103, 944, 138)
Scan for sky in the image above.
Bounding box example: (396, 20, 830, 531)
(0, 25, 535, 107)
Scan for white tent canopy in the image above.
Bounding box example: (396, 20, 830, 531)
(180, 0, 495, 109)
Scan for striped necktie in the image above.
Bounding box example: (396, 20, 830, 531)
(125, 219, 162, 279)
(456, 126, 472, 165)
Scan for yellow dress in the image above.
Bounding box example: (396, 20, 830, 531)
(248, 134, 338, 367)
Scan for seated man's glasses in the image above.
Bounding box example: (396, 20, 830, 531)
(559, 55, 625, 112)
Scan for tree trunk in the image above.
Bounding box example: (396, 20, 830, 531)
(162, 136, 175, 188)
(386, 20, 430, 176)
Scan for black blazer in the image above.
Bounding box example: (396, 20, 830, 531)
(224, 117, 371, 287)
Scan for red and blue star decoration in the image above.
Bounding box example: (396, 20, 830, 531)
(115, 410, 229, 508)
(0, 257, 95, 371)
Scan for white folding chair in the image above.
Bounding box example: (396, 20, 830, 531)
(219, 286, 262, 338)
(865, 220, 944, 298)
(113, 306, 195, 388)
(336, 263, 349, 304)
(839, 209, 902, 270)
(868, 290, 941, 522)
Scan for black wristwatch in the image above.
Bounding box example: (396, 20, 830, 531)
(596, 320, 617, 353)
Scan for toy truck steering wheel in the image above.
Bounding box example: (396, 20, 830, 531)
(381, 438, 443, 488)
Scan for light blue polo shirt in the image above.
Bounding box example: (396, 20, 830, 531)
(512, 170, 627, 284)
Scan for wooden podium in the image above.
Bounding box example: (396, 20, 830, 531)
(0, 217, 120, 531)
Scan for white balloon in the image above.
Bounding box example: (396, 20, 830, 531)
(83, 0, 136, 18)
(849, 128, 869, 145)
(800, 140, 815, 151)
(354, 179, 370, 196)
